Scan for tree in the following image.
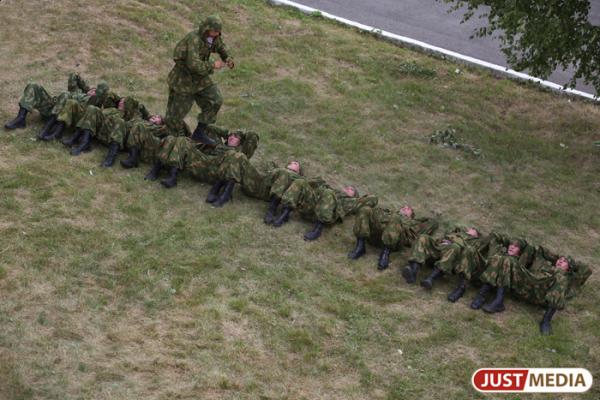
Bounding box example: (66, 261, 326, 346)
(440, 0, 600, 94)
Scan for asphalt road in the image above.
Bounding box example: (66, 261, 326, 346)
(295, 0, 598, 95)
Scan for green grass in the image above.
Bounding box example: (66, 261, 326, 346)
(0, 0, 599, 399)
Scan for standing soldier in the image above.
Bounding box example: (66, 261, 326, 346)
(166, 15, 234, 146)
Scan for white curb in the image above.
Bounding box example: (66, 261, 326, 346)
(269, 0, 598, 102)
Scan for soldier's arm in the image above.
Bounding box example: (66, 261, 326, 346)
(186, 36, 214, 77)
(361, 194, 378, 208)
(240, 131, 259, 159)
(67, 73, 90, 93)
(139, 103, 151, 120)
(214, 36, 231, 62)
(107, 92, 121, 108)
(206, 125, 230, 140)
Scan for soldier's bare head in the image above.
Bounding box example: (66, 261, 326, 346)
(400, 206, 414, 218)
(286, 161, 301, 174)
(507, 242, 521, 256)
(466, 227, 480, 238)
(227, 134, 241, 147)
(555, 256, 570, 272)
(343, 185, 358, 198)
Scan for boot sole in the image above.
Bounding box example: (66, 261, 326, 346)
(420, 280, 433, 290)
(482, 305, 505, 313)
(401, 267, 416, 284)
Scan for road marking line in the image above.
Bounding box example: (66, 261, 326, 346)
(269, 0, 597, 101)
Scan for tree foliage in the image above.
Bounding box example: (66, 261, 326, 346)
(440, 0, 600, 93)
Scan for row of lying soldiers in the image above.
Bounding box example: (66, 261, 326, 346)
(4, 74, 593, 335)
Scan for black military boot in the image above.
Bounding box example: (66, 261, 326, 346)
(120, 146, 140, 169)
(420, 267, 444, 290)
(539, 308, 556, 335)
(482, 287, 506, 313)
(304, 222, 324, 241)
(377, 247, 391, 270)
(347, 237, 366, 260)
(401, 261, 421, 284)
(160, 166, 179, 188)
(101, 141, 120, 167)
(470, 283, 492, 309)
(61, 126, 80, 146)
(206, 180, 225, 203)
(4, 106, 28, 130)
(38, 114, 57, 140)
(272, 206, 292, 228)
(212, 180, 235, 208)
(71, 129, 92, 156)
(145, 161, 163, 181)
(191, 121, 216, 146)
(46, 120, 66, 140)
(447, 276, 466, 303)
(263, 195, 281, 224)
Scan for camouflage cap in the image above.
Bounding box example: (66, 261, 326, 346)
(123, 97, 140, 119)
(96, 81, 109, 98)
(200, 15, 223, 33)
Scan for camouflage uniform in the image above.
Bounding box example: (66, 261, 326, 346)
(217, 153, 313, 201)
(205, 125, 260, 159)
(165, 15, 231, 127)
(125, 118, 189, 163)
(514, 247, 592, 309)
(76, 97, 149, 149)
(409, 227, 489, 280)
(355, 206, 438, 251)
(156, 135, 224, 182)
(56, 82, 120, 128)
(479, 233, 536, 290)
(280, 180, 378, 224)
(18, 73, 89, 118)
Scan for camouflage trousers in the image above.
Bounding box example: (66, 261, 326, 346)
(480, 254, 529, 289)
(353, 207, 397, 249)
(56, 97, 89, 127)
(270, 168, 302, 199)
(281, 180, 341, 224)
(512, 268, 569, 309)
(217, 152, 266, 197)
(409, 235, 484, 280)
(18, 73, 86, 118)
(165, 84, 223, 126)
(19, 83, 77, 119)
(126, 120, 166, 163)
(77, 106, 127, 148)
(157, 136, 223, 182)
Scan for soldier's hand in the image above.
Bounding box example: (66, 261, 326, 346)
(214, 60, 226, 70)
(87, 88, 97, 97)
(226, 59, 235, 69)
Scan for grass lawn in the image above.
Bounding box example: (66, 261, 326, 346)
(0, 0, 598, 399)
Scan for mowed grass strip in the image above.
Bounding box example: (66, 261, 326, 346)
(0, 0, 598, 399)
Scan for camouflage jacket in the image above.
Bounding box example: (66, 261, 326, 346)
(203, 125, 259, 158)
(442, 227, 490, 253)
(167, 16, 231, 94)
(334, 191, 378, 221)
(487, 232, 535, 266)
